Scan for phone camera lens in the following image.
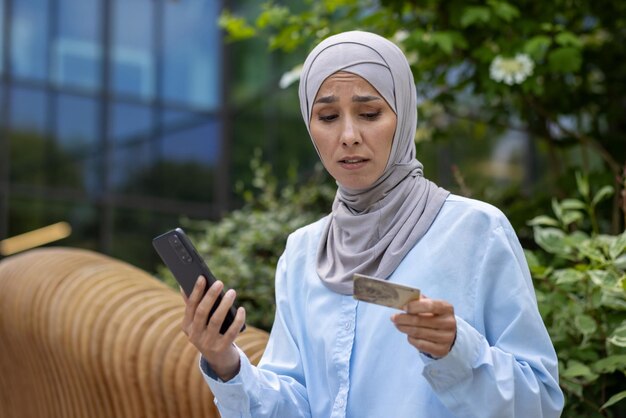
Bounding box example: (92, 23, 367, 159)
(179, 249, 192, 264)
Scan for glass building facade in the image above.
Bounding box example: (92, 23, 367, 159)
(0, 0, 234, 271)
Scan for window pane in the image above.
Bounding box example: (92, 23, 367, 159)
(162, 1, 221, 110)
(161, 111, 221, 165)
(54, 94, 100, 192)
(111, 0, 155, 100)
(109, 102, 154, 193)
(52, 0, 102, 91)
(9, 86, 47, 134)
(11, 0, 50, 81)
(56, 94, 99, 149)
(11, 0, 49, 80)
(0, 0, 4, 75)
(9, 87, 47, 185)
(157, 111, 221, 202)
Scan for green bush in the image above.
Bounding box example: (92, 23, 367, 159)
(158, 151, 335, 331)
(526, 173, 626, 417)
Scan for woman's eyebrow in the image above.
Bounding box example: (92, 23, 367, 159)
(352, 95, 381, 102)
(314, 94, 381, 104)
(315, 95, 338, 104)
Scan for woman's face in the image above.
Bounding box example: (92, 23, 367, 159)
(309, 72, 397, 190)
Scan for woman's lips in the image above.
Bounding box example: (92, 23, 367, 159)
(338, 158, 369, 169)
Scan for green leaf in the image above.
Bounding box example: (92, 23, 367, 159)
(431, 32, 455, 55)
(256, 5, 291, 29)
(609, 232, 626, 260)
(608, 322, 626, 347)
(460, 6, 491, 27)
(527, 215, 560, 227)
(487, 0, 520, 22)
(534, 227, 569, 255)
(323, 0, 359, 13)
(568, 230, 590, 245)
(561, 360, 599, 381)
(575, 172, 590, 199)
(554, 268, 585, 285)
(601, 390, 626, 410)
(218, 12, 256, 40)
(561, 198, 586, 210)
(551, 198, 563, 221)
(560, 378, 583, 398)
(574, 314, 597, 335)
(592, 185, 614, 206)
(588, 270, 617, 287)
(561, 211, 583, 227)
(548, 47, 583, 73)
(268, 25, 306, 51)
(601, 287, 626, 310)
(615, 255, 626, 270)
(523, 35, 552, 61)
(592, 355, 626, 374)
(555, 31, 583, 48)
(578, 242, 607, 263)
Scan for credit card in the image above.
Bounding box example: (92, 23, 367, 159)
(353, 273, 421, 309)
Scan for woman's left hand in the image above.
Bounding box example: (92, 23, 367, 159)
(391, 295, 457, 359)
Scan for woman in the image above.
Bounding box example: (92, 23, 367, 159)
(182, 31, 564, 417)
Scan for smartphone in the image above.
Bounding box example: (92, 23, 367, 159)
(353, 273, 421, 309)
(152, 228, 245, 334)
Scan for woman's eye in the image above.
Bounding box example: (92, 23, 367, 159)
(363, 111, 381, 120)
(318, 114, 338, 122)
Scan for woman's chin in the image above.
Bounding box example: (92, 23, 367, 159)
(337, 178, 375, 191)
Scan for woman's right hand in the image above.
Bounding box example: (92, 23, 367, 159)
(181, 276, 246, 381)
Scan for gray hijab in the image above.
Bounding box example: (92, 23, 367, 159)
(298, 31, 449, 295)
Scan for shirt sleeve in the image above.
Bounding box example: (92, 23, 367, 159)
(198, 254, 312, 418)
(420, 222, 564, 418)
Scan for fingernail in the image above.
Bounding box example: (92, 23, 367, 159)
(225, 289, 235, 298)
(196, 276, 204, 285)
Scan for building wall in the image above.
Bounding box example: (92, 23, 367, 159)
(0, 0, 230, 271)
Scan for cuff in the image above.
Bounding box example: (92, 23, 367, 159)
(420, 316, 484, 390)
(198, 346, 253, 414)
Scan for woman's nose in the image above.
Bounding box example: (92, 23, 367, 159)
(340, 117, 360, 146)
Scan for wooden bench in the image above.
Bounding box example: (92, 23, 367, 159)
(0, 247, 269, 418)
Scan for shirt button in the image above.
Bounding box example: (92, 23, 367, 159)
(337, 398, 345, 407)
(344, 321, 352, 330)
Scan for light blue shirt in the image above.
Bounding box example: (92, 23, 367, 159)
(201, 195, 564, 417)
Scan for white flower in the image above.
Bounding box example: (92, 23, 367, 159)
(279, 64, 303, 89)
(489, 53, 534, 85)
(406, 51, 419, 66)
(316, 28, 330, 39)
(392, 30, 410, 44)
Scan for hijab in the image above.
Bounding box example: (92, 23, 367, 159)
(298, 30, 450, 295)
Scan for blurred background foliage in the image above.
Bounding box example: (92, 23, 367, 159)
(221, 0, 625, 236)
(527, 174, 625, 416)
(161, 1, 626, 416)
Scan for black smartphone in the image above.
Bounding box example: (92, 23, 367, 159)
(152, 227, 245, 334)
